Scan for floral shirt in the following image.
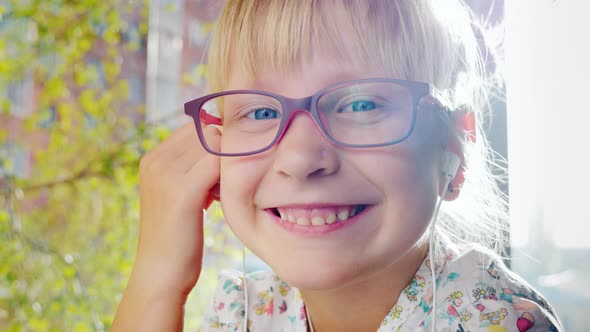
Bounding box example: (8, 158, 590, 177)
(197, 249, 562, 331)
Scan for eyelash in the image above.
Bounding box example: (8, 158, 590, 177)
(332, 95, 385, 112)
(337, 99, 380, 113)
(245, 107, 281, 120)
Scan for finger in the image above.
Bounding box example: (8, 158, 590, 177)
(172, 144, 205, 173)
(201, 126, 222, 154)
(170, 144, 220, 209)
(172, 125, 222, 172)
(164, 121, 197, 146)
(177, 125, 221, 164)
(187, 126, 221, 210)
(170, 130, 206, 164)
(185, 152, 221, 214)
(152, 122, 202, 160)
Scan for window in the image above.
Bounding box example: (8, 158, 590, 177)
(158, 0, 183, 35)
(506, 1, 590, 330)
(128, 75, 144, 104)
(188, 19, 208, 48)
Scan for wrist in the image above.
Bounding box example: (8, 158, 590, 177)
(113, 272, 187, 332)
(126, 265, 191, 306)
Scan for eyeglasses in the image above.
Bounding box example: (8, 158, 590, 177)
(184, 78, 443, 157)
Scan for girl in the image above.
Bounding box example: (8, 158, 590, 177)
(113, 0, 562, 331)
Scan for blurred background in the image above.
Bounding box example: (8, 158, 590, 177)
(0, 0, 588, 331)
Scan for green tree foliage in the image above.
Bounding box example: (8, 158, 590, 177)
(0, 1, 238, 330)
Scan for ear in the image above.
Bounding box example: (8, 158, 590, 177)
(205, 182, 221, 209)
(441, 109, 476, 201)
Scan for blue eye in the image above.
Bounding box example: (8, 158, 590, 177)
(246, 108, 280, 120)
(339, 100, 378, 113)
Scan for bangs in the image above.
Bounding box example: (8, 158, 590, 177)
(207, 0, 429, 92)
(207, 0, 480, 113)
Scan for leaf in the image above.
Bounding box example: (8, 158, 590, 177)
(44, 77, 67, 100)
(2, 1, 229, 330)
(63, 266, 76, 279)
(103, 61, 121, 82)
(72, 322, 93, 332)
(0, 211, 9, 224)
(28, 318, 49, 331)
(447, 272, 460, 281)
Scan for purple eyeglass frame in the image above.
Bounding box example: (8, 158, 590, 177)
(184, 77, 436, 157)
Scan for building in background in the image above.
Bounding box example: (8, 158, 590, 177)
(0, 0, 217, 170)
(1, 1, 149, 180)
(146, 0, 220, 126)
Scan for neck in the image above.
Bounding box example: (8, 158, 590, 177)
(301, 245, 428, 332)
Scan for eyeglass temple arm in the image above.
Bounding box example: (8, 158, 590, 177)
(199, 109, 222, 125)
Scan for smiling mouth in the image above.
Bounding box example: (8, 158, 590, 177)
(270, 205, 369, 226)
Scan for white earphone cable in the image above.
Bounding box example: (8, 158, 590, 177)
(243, 246, 249, 332)
(429, 152, 458, 332)
(428, 183, 448, 332)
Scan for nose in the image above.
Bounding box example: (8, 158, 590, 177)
(272, 111, 340, 180)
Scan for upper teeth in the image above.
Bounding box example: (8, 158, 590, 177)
(277, 206, 363, 226)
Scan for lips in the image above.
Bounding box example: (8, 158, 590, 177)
(271, 205, 368, 226)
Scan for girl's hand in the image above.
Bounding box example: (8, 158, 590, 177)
(131, 121, 221, 302)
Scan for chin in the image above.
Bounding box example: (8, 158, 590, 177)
(263, 252, 375, 291)
(275, 267, 354, 291)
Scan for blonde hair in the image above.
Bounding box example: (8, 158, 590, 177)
(207, 0, 508, 261)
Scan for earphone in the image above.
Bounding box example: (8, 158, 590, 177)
(429, 151, 461, 332)
(241, 152, 462, 332)
(442, 151, 461, 183)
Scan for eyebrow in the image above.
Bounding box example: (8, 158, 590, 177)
(242, 70, 392, 93)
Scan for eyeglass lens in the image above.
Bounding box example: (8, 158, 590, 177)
(198, 81, 414, 154)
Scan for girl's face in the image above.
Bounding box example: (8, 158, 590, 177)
(219, 51, 445, 290)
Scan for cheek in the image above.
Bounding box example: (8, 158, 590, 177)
(219, 158, 266, 232)
(369, 152, 439, 254)
(220, 159, 254, 207)
(219, 160, 251, 245)
(401, 113, 444, 193)
(366, 135, 440, 191)
(366, 139, 441, 223)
